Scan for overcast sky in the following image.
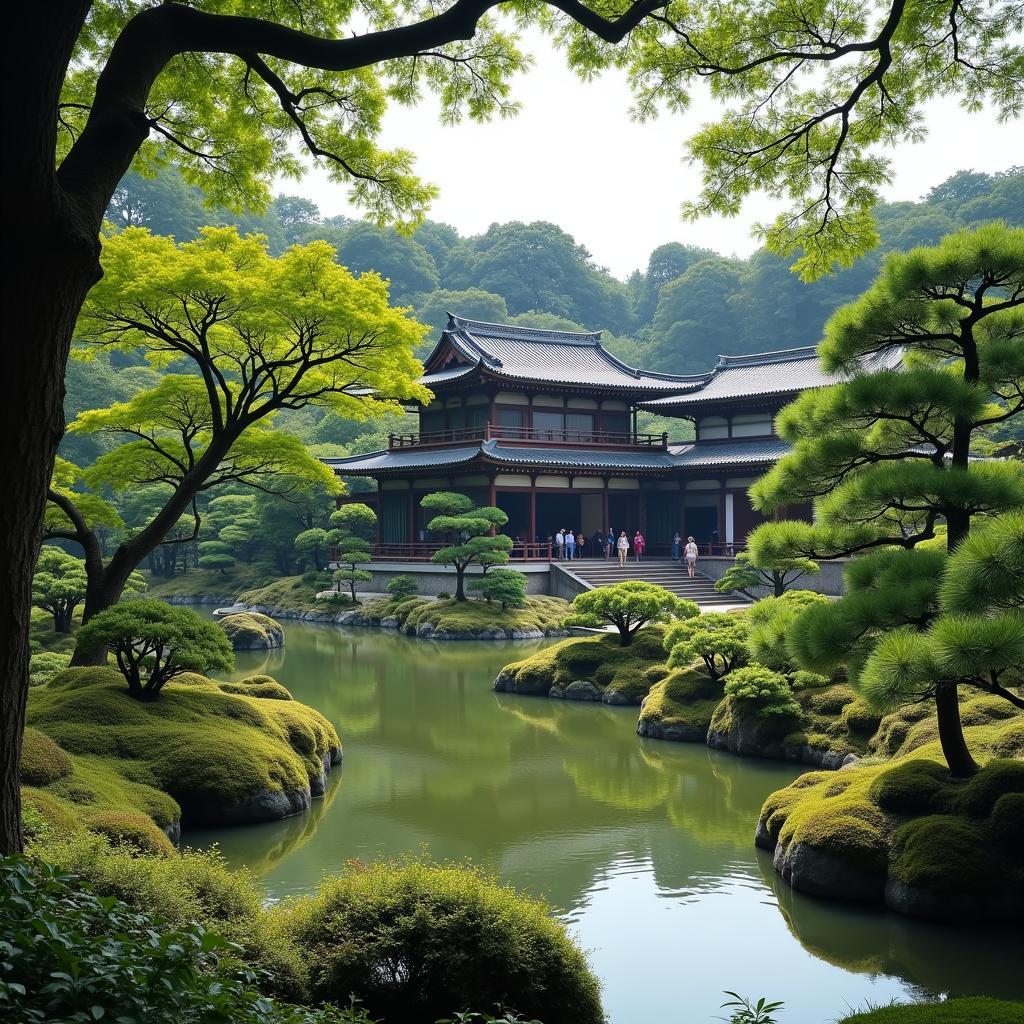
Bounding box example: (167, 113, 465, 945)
(287, 32, 1019, 280)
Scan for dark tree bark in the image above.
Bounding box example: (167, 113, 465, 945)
(935, 682, 979, 778)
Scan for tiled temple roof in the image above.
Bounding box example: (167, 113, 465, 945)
(325, 438, 790, 476)
(642, 346, 903, 409)
(420, 314, 704, 393)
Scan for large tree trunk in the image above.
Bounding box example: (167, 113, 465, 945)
(2, 9, 101, 854)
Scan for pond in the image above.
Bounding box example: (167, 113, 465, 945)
(190, 620, 1024, 1024)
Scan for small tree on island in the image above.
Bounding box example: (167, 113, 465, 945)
(665, 613, 749, 680)
(32, 548, 146, 634)
(714, 550, 820, 599)
(74, 600, 233, 700)
(197, 540, 235, 575)
(469, 568, 528, 610)
(564, 582, 696, 647)
(421, 492, 512, 601)
(748, 225, 1024, 777)
(330, 504, 377, 604)
(386, 576, 419, 603)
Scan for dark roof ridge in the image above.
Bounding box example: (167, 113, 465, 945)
(715, 345, 819, 368)
(446, 312, 602, 346)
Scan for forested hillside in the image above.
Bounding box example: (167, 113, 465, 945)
(107, 164, 1022, 374)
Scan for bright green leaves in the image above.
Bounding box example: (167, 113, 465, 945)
(745, 590, 829, 672)
(723, 665, 801, 718)
(664, 610, 747, 678)
(565, 581, 695, 646)
(940, 511, 1024, 613)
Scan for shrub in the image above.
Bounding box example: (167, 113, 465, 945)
(0, 856, 359, 1024)
(387, 575, 419, 602)
(723, 666, 801, 717)
(74, 600, 234, 698)
(28, 651, 71, 687)
(277, 859, 604, 1023)
(665, 612, 748, 679)
(436, 591, 451, 600)
(468, 568, 528, 609)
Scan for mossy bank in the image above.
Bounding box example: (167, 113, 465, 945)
(241, 589, 572, 640)
(493, 626, 669, 704)
(22, 666, 342, 842)
(756, 698, 1024, 923)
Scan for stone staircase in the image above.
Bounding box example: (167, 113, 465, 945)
(555, 557, 749, 607)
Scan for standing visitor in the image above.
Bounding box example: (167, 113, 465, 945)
(578, 531, 586, 558)
(555, 529, 565, 560)
(633, 530, 646, 563)
(594, 529, 604, 559)
(684, 535, 699, 578)
(672, 532, 682, 561)
(565, 529, 576, 560)
(617, 531, 629, 567)
(606, 529, 615, 559)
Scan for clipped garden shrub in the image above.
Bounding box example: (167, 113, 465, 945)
(19, 727, 73, 787)
(277, 859, 604, 1024)
(723, 666, 801, 717)
(28, 651, 71, 687)
(386, 575, 419, 602)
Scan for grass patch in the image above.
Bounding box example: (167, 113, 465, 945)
(238, 575, 352, 616)
(145, 565, 271, 602)
(838, 998, 1024, 1023)
(497, 625, 667, 700)
(24, 666, 341, 835)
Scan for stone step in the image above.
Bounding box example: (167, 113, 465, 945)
(557, 561, 750, 604)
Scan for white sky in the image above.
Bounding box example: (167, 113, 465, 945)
(287, 32, 1020, 280)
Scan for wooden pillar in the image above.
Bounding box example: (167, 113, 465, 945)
(375, 490, 382, 547)
(408, 488, 416, 545)
(488, 475, 497, 536)
(529, 485, 537, 547)
(602, 478, 610, 531)
(638, 487, 647, 535)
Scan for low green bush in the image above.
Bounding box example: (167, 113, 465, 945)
(386, 575, 419, 601)
(19, 727, 73, 787)
(29, 651, 71, 687)
(0, 856, 362, 1024)
(276, 859, 604, 1024)
(85, 810, 176, 857)
(723, 666, 801, 717)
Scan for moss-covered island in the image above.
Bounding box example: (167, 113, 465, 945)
(219, 610, 286, 650)
(838, 1000, 1024, 1024)
(756, 698, 1024, 922)
(22, 666, 342, 842)
(493, 626, 669, 704)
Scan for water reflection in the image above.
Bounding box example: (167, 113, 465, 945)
(189, 621, 1024, 1023)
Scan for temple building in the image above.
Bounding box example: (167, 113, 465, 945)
(325, 314, 877, 556)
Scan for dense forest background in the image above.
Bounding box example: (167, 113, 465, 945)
(58, 165, 1022, 575)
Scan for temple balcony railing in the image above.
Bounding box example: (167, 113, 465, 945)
(338, 541, 554, 563)
(388, 423, 669, 450)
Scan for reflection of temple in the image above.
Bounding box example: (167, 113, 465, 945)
(327, 315, 889, 554)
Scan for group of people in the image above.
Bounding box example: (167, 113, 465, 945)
(547, 529, 701, 575)
(551, 529, 647, 567)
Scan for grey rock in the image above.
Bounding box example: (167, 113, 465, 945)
(603, 689, 633, 706)
(379, 615, 400, 629)
(753, 816, 774, 852)
(189, 785, 313, 827)
(883, 880, 1023, 924)
(638, 718, 706, 742)
(548, 686, 564, 699)
(162, 820, 182, 845)
(416, 622, 435, 638)
(840, 753, 861, 769)
(774, 840, 884, 903)
(562, 680, 602, 701)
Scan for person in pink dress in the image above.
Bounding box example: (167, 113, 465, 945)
(633, 531, 646, 563)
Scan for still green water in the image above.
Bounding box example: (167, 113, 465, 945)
(191, 620, 1024, 1024)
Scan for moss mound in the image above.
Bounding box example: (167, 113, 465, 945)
(86, 811, 176, 857)
(638, 666, 722, 738)
(144, 565, 270, 602)
(219, 674, 293, 700)
(838, 998, 1024, 1023)
(758, 704, 1024, 921)
(276, 859, 604, 1023)
(496, 625, 667, 702)
(20, 727, 74, 786)
(219, 612, 285, 650)
(26, 666, 341, 833)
